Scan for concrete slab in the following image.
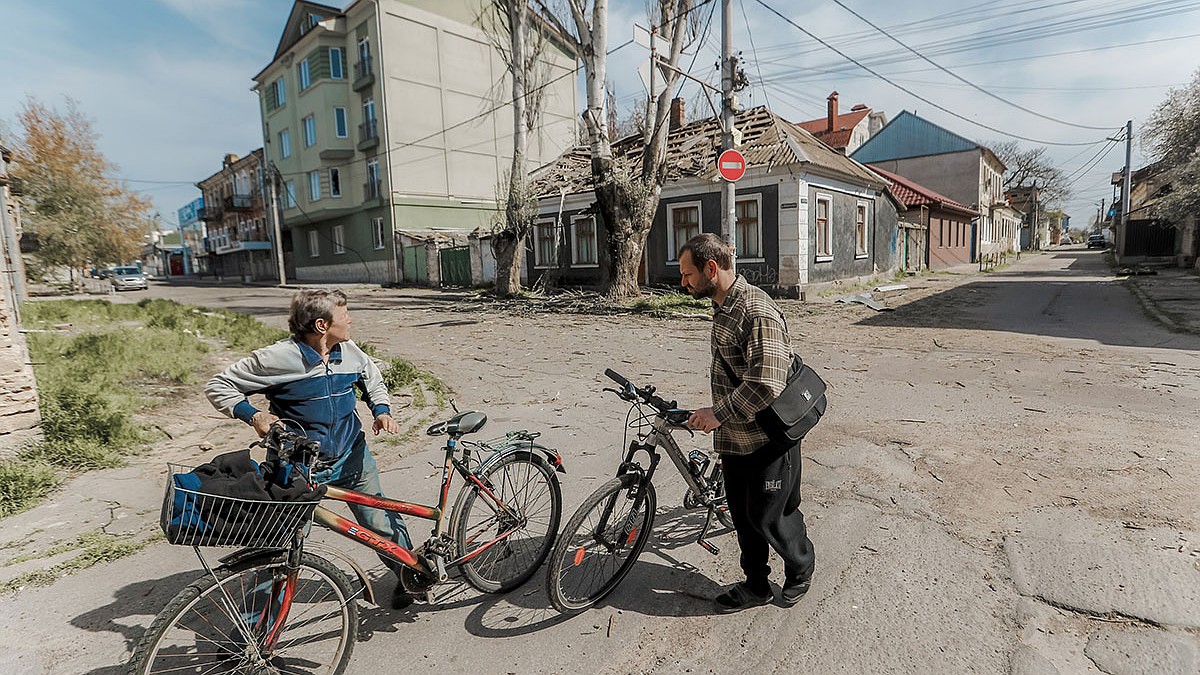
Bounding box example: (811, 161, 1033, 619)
(1084, 626, 1200, 675)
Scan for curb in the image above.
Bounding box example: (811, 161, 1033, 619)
(1122, 276, 1194, 335)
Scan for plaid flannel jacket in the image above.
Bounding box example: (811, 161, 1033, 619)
(709, 275, 794, 455)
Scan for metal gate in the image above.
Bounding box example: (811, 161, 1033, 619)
(439, 246, 471, 287)
(1124, 219, 1176, 257)
(402, 245, 427, 284)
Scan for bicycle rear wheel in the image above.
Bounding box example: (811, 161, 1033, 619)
(547, 474, 656, 614)
(453, 449, 563, 593)
(128, 552, 358, 675)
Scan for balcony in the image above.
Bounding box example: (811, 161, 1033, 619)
(222, 194, 255, 212)
(352, 57, 374, 91)
(363, 179, 382, 203)
(200, 204, 223, 221)
(357, 119, 379, 151)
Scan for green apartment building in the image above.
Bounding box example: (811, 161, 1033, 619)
(253, 0, 577, 283)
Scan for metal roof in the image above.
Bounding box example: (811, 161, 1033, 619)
(850, 111, 980, 164)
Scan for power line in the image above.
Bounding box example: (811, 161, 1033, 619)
(753, 0, 1113, 147)
(827, 0, 1114, 131)
(737, 0, 772, 112)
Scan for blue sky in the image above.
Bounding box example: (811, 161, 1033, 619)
(2, 0, 1198, 228)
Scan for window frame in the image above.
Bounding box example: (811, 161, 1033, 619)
(815, 193, 833, 261)
(332, 224, 345, 255)
(302, 115, 316, 147)
(308, 170, 321, 201)
(307, 228, 319, 257)
(855, 199, 870, 258)
(329, 167, 341, 198)
(532, 218, 557, 268)
(571, 214, 598, 267)
(284, 181, 297, 209)
(734, 194, 763, 261)
(333, 107, 348, 138)
(329, 47, 345, 79)
(278, 129, 292, 159)
(298, 59, 311, 90)
(274, 77, 286, 106)
(372, 217, 385, 250)
(665, 201, 702, 263)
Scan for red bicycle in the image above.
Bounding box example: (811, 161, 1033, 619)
(128, 413, 564, 675)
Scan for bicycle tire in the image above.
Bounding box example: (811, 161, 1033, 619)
(453, 449, 563, 593)
(546, 474, 656, 614)
(128, 552, 358, 675)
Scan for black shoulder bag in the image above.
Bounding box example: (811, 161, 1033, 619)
(716, 328, 828, 443)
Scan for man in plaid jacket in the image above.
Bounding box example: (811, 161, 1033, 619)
(681, 233, 816, 613)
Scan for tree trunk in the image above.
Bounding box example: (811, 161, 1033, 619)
(491, 229, 524, 296)
(492, 0, 531, 298)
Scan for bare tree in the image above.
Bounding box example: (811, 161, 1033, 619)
(10, 97, 151, 290)
(991, 140, 1070, 209)
(536, 0, 697, 299)
(483, 1, 551, 297)
(1141, 68, 1200, 228)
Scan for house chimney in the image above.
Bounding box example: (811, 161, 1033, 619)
(670, 97, 686, 130)
(827, 91, 839, 132)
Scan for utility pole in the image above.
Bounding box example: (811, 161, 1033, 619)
(266, 164, 287, 285)
(720, 0, 736, 266)
(1118, 119, 1132, 259)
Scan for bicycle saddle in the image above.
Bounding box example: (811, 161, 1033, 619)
(426, 411, 487, 436)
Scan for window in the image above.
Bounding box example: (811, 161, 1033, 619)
(274, 77, 286, 106)
(308, 229, 319, 257)
(329, 167, 341, 197)
(284, 181, 297, 209)
(362, 97, 375, 124)
(298, 59, 311, 90)
(735, 196, 761, 258)
(308, 170, 321, 201)
(372, 217, 385, 250)
(815, 195, 832, 258)
(533, 219, 556, 267)
(333, 107, 348, 138)
(855, 201, 869, 257)
(332, 225, 345, 254)
(572, 216, 597, 265)
(278, 129, 292, 159)
(302, 115, 316, 147)
(666, 202, 700, 261)
(357, 36, 370, 66)
(365, 159, 380, 199)
(329, 47, 345, 79)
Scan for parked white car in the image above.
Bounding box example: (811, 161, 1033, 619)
(110, 266, 148, 291)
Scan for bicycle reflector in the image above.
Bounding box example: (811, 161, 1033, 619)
(573, 546, 587, 566)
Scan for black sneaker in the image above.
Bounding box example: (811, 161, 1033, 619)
(780, 576, 811, 606)
(713, 582, 772, 614)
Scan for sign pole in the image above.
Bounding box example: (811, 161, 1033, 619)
(720, 0, 736, 270)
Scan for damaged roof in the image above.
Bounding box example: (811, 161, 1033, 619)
(530, 106, 888, 200)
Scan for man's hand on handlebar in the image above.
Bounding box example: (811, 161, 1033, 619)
(687, 407, 722, 434)
(251, 410, 280, 438)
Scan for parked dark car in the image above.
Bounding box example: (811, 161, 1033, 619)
(1087, 234, 1107, 249)
(110, 266, 148, 291)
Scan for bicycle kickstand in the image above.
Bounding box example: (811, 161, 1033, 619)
(695, 509, 720, 556)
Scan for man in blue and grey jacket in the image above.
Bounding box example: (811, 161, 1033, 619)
(206, 288, 414, 607)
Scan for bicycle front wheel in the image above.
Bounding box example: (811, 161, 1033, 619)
(453, 449, 563, 593)
(128, 552, 358, 675)
(547, 474, 656, 614)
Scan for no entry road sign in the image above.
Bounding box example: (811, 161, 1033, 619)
(717, 149, 746, 182)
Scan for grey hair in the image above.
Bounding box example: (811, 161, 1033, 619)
(288, 289, 348, 337)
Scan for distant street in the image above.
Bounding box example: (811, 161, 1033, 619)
(3, 247, 1197, 675)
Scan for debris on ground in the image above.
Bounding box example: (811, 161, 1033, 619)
(836, 292, 892, 311)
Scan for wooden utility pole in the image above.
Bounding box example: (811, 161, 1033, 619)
(720, 0, 737, 266)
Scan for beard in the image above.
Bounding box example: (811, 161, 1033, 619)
(686, 275, 717, 300)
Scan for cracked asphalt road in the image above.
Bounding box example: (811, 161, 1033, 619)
(1, 248, 1197, 674)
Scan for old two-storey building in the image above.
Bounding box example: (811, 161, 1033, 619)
(528, 105, 900, 298)
(253, 0, 577, 283)
(794, 91, 887, 156)
(851, 111, 1021, 265)
(197, 150, 277, 281)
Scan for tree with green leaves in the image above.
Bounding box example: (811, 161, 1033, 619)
(9, 97, 151, 290)
(1141, 68, 1200, 228)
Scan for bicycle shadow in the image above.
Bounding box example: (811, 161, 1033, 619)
(71, 570, 209, 675)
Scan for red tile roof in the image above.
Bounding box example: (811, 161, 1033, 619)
(795, 108, 871, 151)
(867, 164, 979, 216)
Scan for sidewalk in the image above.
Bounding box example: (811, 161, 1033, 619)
(1124, 267, 1200, 335)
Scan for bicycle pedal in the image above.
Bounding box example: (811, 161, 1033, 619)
(697, 539, 719, 556)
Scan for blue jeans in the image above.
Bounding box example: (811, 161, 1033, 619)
(312, 435, 413, 574)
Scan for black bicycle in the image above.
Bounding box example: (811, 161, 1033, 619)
(545, 369, 733, 614)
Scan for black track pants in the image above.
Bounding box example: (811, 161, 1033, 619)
(721, 438, 815, 587)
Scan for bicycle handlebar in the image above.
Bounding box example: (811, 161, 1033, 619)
(603, 369, 691, 426)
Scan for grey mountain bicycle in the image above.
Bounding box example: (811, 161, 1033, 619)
(546, 369, 732, 614)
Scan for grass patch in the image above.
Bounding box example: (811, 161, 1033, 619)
(625, 292, 710, 317)
(359, 343, 450, 409)
(0, 461, 60, 518)
(0, 531, 158, 594)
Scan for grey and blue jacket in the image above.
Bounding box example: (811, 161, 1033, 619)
(205, 337, 391, 460)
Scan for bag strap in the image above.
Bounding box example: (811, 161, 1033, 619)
(714, 307, 800, 388)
